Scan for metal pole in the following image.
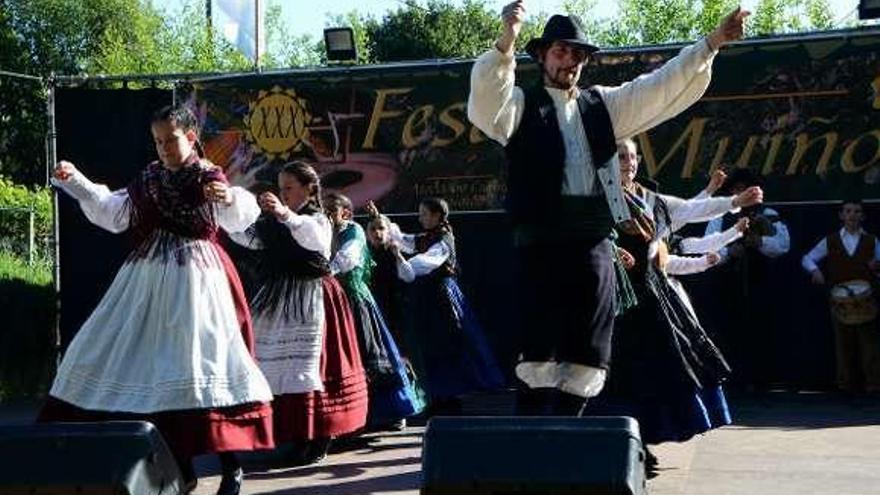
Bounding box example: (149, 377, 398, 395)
(254, 0, 262, 71)
(28, 206, 35, 266)
(45, 74, 61, 364)
(0, 70, 43, 82)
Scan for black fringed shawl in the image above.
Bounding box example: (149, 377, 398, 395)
(124, 154, 223, 265)
(249, 204, 331, 319)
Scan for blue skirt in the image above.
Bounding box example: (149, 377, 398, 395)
(405, 276, 506, 402)
(589, 384, 731, 444)
(348, 291, 426, 423)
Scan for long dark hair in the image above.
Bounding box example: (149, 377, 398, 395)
(420, 196, 452, 234)
(281, 161, 322, 211)
(151, 105, 205, 158)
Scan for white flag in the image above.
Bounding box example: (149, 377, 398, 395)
(213, 0, 264, 61)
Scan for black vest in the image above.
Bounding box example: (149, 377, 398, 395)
(415, 228, 457, 278)
(504, 86, 617, 229)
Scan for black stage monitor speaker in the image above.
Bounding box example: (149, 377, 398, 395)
(422, 416, 646, 495)
(0, 421, 183, 495)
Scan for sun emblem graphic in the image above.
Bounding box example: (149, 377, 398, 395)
(244, 86, 312, 160)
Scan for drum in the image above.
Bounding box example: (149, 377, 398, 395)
(830, 280, 878, 325)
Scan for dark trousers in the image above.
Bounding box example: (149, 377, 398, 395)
(515, 387, 588, 416)
(517, 238, 615, 368)
(833, 317, 880, 393)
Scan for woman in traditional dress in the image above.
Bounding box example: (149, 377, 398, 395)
(597, 138, 762, 477)
(366, 198, 505, 414)
(324, 192, 425, 428)
(40, 105, 274, 495)
(229, 162, 368, 465)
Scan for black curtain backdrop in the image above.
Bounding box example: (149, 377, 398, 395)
(54, 87, 879, 390)
(56, 88, 173, 348)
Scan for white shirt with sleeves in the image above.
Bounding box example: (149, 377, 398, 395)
(228, 206, 332, 259)
(388, 221, 452, 282)
(467, 39, 718, 226)
(329, 222, 364, 275)
(666, 254, 715, 276)
(679, 226, 742, 254)
(52, 172, 131, 233)
(214, 187, 261, 234)
(706, 208, 790, 263)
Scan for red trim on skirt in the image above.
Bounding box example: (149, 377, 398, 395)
(37, 397, 274, 460)
(273, 276, 369, 442)
(36, 242, 274, 461)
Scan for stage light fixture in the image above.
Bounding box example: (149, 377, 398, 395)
(324, 27, 357, 62)
(860, 0, 880, 19)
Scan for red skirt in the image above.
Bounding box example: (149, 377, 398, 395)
(37, 398, 273, 460)
(273, 276, 369, 442)
(38, 242, 274, 461)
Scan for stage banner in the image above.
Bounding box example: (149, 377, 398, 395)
(188, 31, 880, 213)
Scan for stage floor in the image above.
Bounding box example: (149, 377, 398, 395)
(188, 391, 880, 495)
(3, 391, 879, 495)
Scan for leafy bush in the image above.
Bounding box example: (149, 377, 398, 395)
(0, 175, 53, 263)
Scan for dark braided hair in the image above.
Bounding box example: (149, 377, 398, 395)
(324, 191, 353, 213)
(151, 105, 204, 158)
(420, 196, 452, 234)
(280, 161, 322, 211)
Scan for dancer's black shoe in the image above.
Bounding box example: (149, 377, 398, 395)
(216, 467, 243, 495)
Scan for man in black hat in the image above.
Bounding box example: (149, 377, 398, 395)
(467, 1, 751, 415)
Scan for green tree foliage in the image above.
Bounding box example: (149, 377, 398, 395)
(0, 175, 53, 262)
(1, 0, 321, 185)
(564, 0, 837, 46)
(265, 3, 323, 67)
(751, 0, 835, 36)
(1, 2, 48, 186)
(94, 1, 252, 75)
(362, 0, 545, 62)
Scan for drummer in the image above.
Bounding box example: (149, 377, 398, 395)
(802, 198, 880, 395)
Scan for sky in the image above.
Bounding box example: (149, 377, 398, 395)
(157, 0, 863, 44)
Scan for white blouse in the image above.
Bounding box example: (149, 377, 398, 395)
(329, 221, 365, 275)
(388, 222, 452, 283)
(53, 171, 259, 235)
(228, 204, 332, 259)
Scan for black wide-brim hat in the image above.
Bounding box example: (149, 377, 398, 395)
(719, 167, 761, 196)
(525, 14, 600, 60)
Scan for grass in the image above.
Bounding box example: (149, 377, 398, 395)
(0, 250, 52, 286)
(0, 251, 55, 402)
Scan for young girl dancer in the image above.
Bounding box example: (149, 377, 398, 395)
(40, 105, 274, 495)
(365, 213, 410, 355)
(228, 162, 368, 465)
(366, 198, 505, 413)
(324, 192, 425, 427)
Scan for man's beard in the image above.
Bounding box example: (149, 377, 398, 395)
(543, 65, 579, 90)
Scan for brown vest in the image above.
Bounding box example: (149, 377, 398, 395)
(827, 231, 876, 285)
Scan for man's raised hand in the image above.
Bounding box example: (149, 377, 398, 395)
(497, 1, 526, 54)
(708, 7, 750, 50)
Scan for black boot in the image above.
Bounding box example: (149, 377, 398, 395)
(177, 457, 197, 494)
(644, 446, 659, 479)
(515, 387, 556, 416)
(303, 437, 332, 464)
(216, 452, 243, 495)
(553, 391, 588, 417)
